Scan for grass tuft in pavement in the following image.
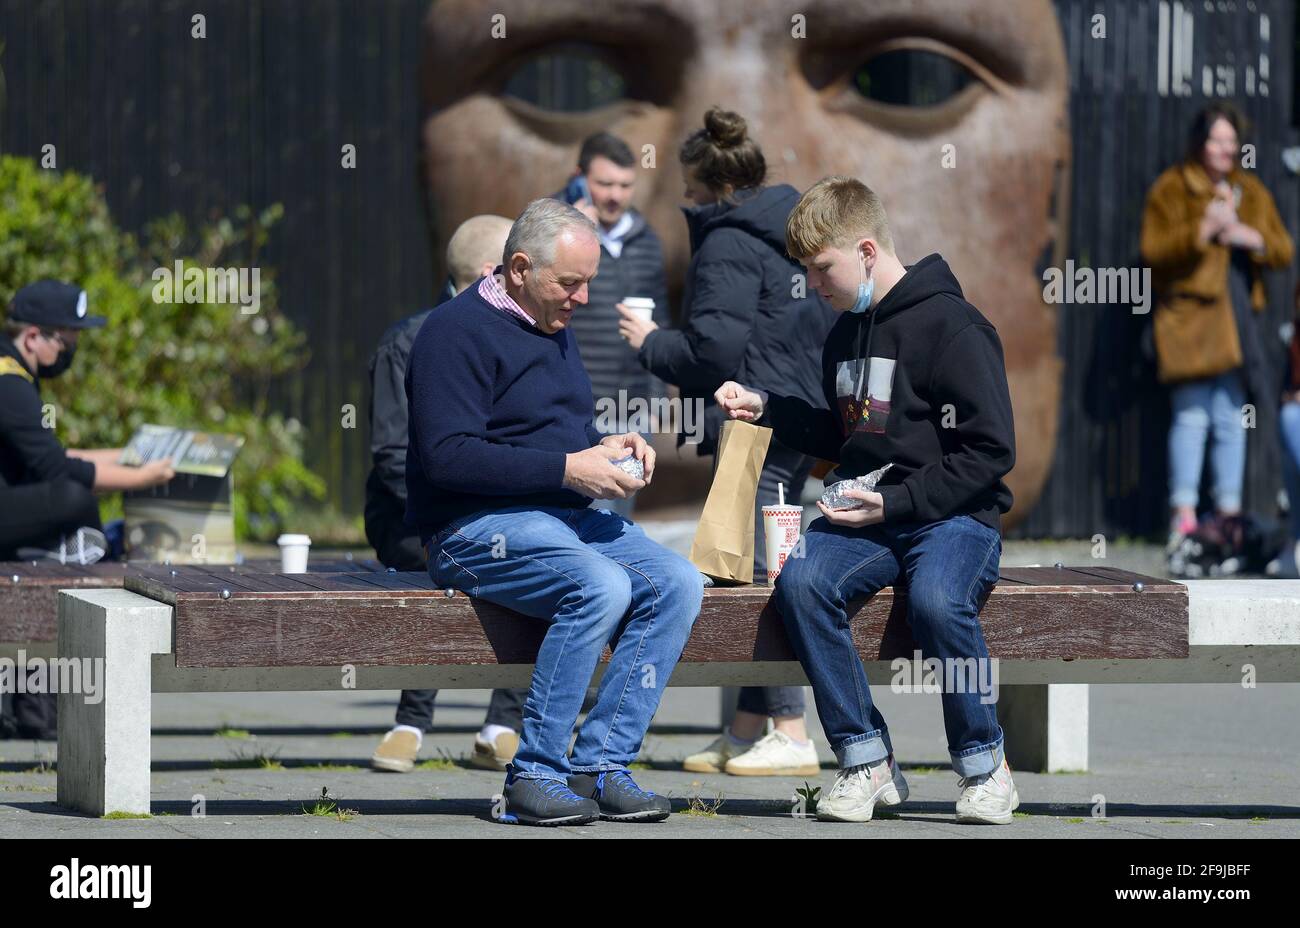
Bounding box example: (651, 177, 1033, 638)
(300, 786, 358, 821)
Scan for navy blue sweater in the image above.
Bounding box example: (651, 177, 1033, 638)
(404, 283, 601, 540)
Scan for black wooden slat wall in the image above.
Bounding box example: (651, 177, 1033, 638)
(1021, 0, 1299, 538)
(1, 0, 1296, 536)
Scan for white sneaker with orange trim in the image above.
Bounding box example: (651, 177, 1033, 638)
(956, 757, 1020, 824)
(816, 753, 909, 822)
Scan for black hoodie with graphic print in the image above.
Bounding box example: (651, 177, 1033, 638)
(762, 253, 1015, 531)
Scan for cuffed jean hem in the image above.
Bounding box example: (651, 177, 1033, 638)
(1215, 495, 1242, 514)
(950, 736, 1005, 778)
(568, 763, 629, 774)
(835, 731, 892, 769)
(507, 766, 568, 782)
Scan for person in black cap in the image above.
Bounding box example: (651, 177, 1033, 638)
(0, 280, 174, 740)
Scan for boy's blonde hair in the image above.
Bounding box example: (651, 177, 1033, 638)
(786, 175, 894, 260)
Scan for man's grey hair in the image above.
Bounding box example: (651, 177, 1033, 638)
(503, 198, 598, 269)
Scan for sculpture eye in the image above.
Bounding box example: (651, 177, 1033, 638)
(500, 44, 628, 112)
(851, 47, 976, 108)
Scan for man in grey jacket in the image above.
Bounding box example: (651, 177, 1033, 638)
(557, 133, 672, 516)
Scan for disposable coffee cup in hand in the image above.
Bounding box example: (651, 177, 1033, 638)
(623, 296, 655, 324)
(277, 533, 311, 574)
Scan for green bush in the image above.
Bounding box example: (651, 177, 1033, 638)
(0, 154, 325, 540)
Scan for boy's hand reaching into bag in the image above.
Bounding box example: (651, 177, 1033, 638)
(715, 381, 767, 421)
(816, 488, 885, 526)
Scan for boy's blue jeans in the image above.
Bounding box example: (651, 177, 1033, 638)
(427, 505, 704, 781)
(772, 514, 1005, 777)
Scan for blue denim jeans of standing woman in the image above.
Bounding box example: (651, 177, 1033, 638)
(428, 505, 704, 781)
(772, 513, 1005, 777)
(1280, 401, 1300, 539)
(1168, 371, 1248, 512)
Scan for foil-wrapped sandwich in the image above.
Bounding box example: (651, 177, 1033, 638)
(820, 464, 894, 511)
(611, 454, 645, 481)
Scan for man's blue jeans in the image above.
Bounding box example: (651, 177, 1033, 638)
(428, 505, 704, 781)
(772, 514, 1005, 777)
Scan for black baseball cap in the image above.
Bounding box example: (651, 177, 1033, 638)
(8, 280, 107, 329)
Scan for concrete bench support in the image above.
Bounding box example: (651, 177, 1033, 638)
(56, 589, 172, 817)
(998, 684, 1089, 773)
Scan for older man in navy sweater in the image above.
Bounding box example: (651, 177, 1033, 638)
(406, 198, 704, 826)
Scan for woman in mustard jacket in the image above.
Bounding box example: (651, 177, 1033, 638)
(1141, 103, 1293, 547)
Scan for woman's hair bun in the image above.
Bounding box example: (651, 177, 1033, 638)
(704, 107, 748, 149)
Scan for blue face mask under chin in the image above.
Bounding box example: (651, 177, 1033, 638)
(849, 258, 874, 314)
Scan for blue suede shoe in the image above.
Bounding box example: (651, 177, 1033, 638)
(499, 770, 599, 826)
(568, 769, 671, 822)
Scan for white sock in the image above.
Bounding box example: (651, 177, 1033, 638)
(392, 724, 423, 747)
(478, 723, 513, 744)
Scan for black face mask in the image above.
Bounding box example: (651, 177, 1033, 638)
(37, 342, 77, 378)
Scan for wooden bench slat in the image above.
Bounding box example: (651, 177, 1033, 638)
(338, 571, 439, 591)
(998, 566, 1098, 586)
(125, 572, 232, 602)
(1, 562, 130, 585)
(991, 572, 1032, 585)
(246, 572, 356, 592)
(187, 569, 330, 594)
(1059, 565, 1156, 586)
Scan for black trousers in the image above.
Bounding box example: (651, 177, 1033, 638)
(0, 689, 57, 739)
(366, 494, 525, 732)
(0, 478, 102, 559)
(717, 437, 813, 720)
(0, 478, 101, 739)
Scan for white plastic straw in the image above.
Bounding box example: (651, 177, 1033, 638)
(778, 483, 785, 506)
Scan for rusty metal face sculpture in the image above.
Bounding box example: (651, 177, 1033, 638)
(421, 0, 1070, 522)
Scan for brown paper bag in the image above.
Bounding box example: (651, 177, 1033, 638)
(689, 420, 773, 584)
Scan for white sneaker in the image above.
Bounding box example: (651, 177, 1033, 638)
(18, 527, 108, 566)
(725, 730, 821, 777)
(816, 754, 909, 822)
(682, 730, 753, 773)
(956, 758, 1020, 824)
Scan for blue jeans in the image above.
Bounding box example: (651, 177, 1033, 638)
(772, 514, 1004, 777)
(428, 505, 704, 781)
(1280, 401, 1300, 539)
(1168, 372, 1247, 512)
